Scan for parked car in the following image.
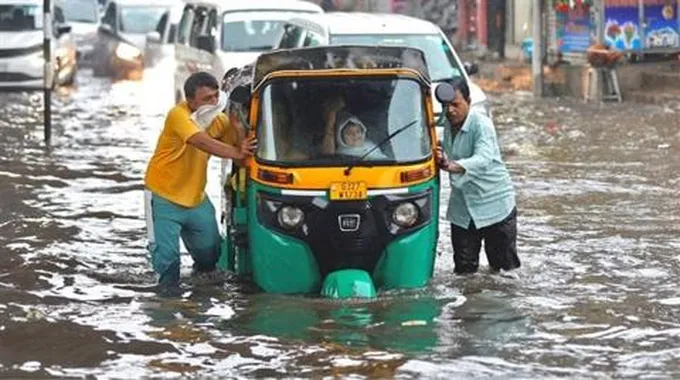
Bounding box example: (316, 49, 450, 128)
(0, 0, 78, 90)
(61, 0, 99, 67)
(143, 2, 182, 69)
(274, 12, 490, 137)
(173, 0, 323, 104)
(91, 0, 174, 79)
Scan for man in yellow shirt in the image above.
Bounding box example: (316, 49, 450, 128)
(144, 72, 256, 295)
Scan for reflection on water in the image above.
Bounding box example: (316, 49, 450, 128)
(1, 67, 680, 377)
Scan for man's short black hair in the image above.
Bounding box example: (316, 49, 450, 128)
(184, 72, 219, 99)
(448, 77, 471, 104)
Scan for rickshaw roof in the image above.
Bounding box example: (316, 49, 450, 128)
(252, 45, 430, 88)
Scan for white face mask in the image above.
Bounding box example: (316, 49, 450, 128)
(191, 91, 228, 129)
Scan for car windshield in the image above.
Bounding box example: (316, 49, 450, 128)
(221, 19, 285, 52)
(331, 34, 463, 82)
(0, 4, 41, 31)
(120, 6, 167, 34)
(62, 0, 98, 23)
(256, 77, 431, 166)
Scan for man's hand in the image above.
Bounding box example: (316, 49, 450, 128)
(239, 135, 257, 158)
(447, 161, 465, 174)
(435, 144, 448, 167)
(435, 144, 465, 174)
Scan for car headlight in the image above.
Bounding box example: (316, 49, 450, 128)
(115, 43, 141, 61)
(277, 206, 304, 229)
(392, 202, 419, 228)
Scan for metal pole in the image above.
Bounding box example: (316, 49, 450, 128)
(596, 0, 605, 44)
(43, 0, 52, 144)
(532, 0, 543, 97)
(592, 0, 605, 100)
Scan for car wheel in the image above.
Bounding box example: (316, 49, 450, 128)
(92, 63, 106, 77)
(92, 55, 110, 77)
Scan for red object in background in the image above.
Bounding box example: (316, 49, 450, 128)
(477, 0, 488, 47)
(544, 120, 560, 136)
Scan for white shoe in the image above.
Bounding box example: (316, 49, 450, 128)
(499, 268, 521, 280)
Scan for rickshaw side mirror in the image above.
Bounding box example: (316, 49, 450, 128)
(464, 61, 479, 76)
(229, 85, 250, 104)
(435, 83, 456, 104)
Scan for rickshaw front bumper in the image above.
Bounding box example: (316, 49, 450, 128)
(321, 269, 377, 299)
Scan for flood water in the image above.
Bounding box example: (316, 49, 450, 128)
(1, 66, 680, 378)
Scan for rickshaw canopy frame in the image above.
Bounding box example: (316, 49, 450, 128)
(251, 45, 431, 90)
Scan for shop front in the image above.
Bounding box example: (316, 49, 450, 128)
(552, 0, 679, 56)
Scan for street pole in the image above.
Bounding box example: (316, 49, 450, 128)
(588, 0, 605, 100)
(43, 0, 52, 144)
(532, 0, 544, 97)
(596, 0, 605, 44)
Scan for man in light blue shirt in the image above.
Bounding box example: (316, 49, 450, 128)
(435, 79, 520, 274)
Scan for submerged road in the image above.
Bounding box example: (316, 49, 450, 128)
(1, 66, 680, 378)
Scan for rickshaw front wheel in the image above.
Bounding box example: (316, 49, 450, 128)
(320, 269, 377, 299)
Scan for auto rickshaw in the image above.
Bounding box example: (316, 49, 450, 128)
(219, 45, 451, 299)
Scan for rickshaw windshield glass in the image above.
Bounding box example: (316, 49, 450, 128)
(256, 77, 431, 165)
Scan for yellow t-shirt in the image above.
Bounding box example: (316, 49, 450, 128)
(144, 102, 239, 208)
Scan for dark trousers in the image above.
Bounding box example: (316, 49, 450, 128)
(451, 208, 520, 274)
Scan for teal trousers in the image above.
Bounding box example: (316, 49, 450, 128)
(144, 190, 220, 286)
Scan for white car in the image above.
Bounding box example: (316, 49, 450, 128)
(61, 0, 99, 67)
(173, 0, 323, 104)
(274, 12, 490, 138)
(0, 0, 77, 89)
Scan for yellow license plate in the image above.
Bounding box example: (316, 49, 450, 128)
(329, 181, 368, 201)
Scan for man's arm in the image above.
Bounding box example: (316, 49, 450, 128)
(187, 131, 255, 160)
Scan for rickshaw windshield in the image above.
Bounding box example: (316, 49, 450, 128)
(256, 77, 431, 166)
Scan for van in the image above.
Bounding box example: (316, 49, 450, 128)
(274, 13, 490, 137)
(173, 0, 323, 103)
(0, 0, 77, 90)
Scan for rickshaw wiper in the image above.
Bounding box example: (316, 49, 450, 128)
(343, 119, 419, 176)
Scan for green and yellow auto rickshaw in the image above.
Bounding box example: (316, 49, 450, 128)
(219, 45, 451, 299)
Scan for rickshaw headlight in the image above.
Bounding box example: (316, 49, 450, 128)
(277, 206, 304, 229)
(392, 202, 419, 227)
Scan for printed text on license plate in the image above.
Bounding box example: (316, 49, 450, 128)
(329, 181, 367, 200)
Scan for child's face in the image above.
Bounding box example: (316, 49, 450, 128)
(342, 123, 365, 147)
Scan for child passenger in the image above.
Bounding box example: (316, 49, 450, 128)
(321, 96, 386, 159)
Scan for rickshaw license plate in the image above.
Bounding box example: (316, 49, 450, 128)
(329, 181, 368, 200)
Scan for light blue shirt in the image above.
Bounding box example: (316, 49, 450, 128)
(442, 108, 516, 229)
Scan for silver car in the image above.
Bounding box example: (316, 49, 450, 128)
(61, 0, 100, 67)
(0, 0, 78, 90)
(143, 2, 182, 69)
(91, 0, 173, 79)
(274, 13, 491, 139)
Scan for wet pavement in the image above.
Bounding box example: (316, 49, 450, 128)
(1, 66, 680, 378)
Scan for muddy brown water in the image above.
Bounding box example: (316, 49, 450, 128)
(1, 67, 680, 378)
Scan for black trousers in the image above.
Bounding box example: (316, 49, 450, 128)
(451, 208, 520, 274)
